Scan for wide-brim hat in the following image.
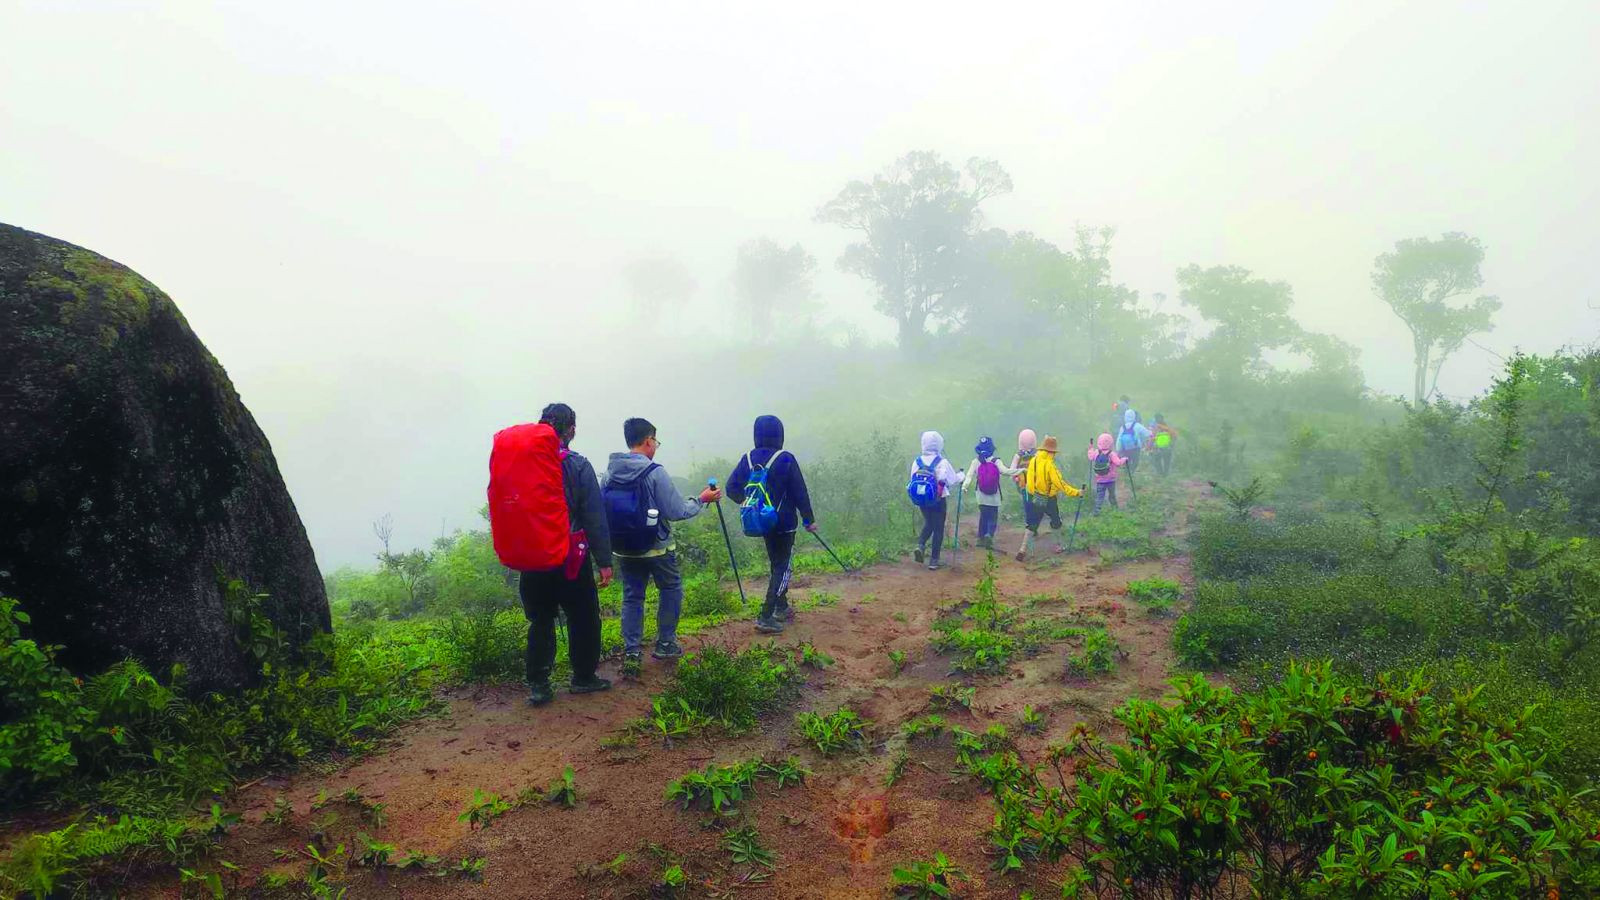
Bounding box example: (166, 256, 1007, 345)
(1041, 435, 1060, 453)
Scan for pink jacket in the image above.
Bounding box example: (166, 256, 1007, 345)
(1088, 433, 1127, 484)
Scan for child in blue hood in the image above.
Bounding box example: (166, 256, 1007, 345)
(1115, 408, 1152, 475)
(726, 415, 816, 634)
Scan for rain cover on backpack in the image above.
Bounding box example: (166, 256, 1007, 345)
(487, 423, 570, 571)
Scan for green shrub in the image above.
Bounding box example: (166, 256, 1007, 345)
(989, 663, 1600, 897)
(1124, 577, 1182, 613)
(652, 644, 802, 735)
(433, 609, 524, 683)
(794, 707, 870, 755)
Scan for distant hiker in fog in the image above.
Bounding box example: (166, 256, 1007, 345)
(907, 431, 964, 570)
(602, 417, 722, 672)
(1012, 428, 1039, 529)
(726, 415, 816, 634)
(1015, 435, 1081, 561)
(1150, 413, 1178, 476)
(489, 402, 614, 707)
(1116, 408, 1153, 475)
(963, 436, 1022, 550)
(1089, 432, 1128, 515)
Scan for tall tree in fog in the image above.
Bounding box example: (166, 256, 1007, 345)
(1372, 233, 1500, 403)
(622, 257, 697, 328)
(986, 227, 1178, 368)
(1177, 265, 1303, 379)
(817, 151, 1012, 347)
(732, 238, 818, 335)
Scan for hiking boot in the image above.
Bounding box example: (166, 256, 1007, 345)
(927, 560, 943, 571)
(527, 682, 554, 706)
(914, 547, 925, 564)
(1015, 550, 1026, 562)
(620, 652, 643, 677)
(651, 640, 683, 660)
(754, 615, 785, 634)
(569, 676, 612, 694)
(776, 603, 794, 622)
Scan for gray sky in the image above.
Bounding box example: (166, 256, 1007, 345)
(5, 1, 1597, 566)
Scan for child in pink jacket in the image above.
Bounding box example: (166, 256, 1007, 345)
(1087, 433, 1127, 515)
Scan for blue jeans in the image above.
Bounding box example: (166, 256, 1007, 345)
(618, 552, 683, 653)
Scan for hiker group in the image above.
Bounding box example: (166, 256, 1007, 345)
(487, 404, 819, 707)
(487, 398, 1174, 707)
(906, 397, 1177, 567)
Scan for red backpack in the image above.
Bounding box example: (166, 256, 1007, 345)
(487, 423, 570, 571)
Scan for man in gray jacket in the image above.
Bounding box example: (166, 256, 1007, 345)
(602, 417, 720, 670)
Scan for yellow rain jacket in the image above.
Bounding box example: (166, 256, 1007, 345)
(1025, 451, 1082, 500)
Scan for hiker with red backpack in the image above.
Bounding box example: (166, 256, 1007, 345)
(963, 436, 1023, 550)
(602, 417, 722, 673)
(908, 431, 965, 571)
(725, 415, 816, 635)
(487, 402, 614, 707)
(1088, 433, 1129, 515)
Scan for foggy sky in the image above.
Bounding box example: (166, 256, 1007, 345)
(4, 1, 1597, 567)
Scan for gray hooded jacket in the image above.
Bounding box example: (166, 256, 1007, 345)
(601, 452, 705, 556)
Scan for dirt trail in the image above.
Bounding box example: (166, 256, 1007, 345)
(196, 485, 1207, 899)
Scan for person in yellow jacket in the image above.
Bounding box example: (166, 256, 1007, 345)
(1015, 436, 1083, 561)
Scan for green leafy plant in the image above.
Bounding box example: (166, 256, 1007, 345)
(1065, 629, 1118, 677)
(796, 642, 835, 669)
(928, 684, 975, 711)
(1020, 704, 1045, 734)
(887, 648, 908, 674)
(452, 856, 486, 880)
(456, 789, 511, 830)
(794, 707, 870, 755)
(665, 759, 759, 815)
(721, 825, 775, 869)
(544, 766, 579, 808)
(890, 851, 966, 898)
(354, 832, 397, 869)
(262, 794, 294, 827)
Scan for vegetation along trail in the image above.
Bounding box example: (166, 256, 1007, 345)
(197, 482, 1208, 899)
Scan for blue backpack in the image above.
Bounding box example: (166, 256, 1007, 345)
(907, 456, 942, 508)
(1118, 423, 1140, 451)
(603, 463, 663, 554)
(739, 452, 786, 537)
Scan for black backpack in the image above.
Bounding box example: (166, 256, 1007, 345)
(603, 464, 663, 553)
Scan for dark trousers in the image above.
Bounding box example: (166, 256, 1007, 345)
(917, 498, 948, 562)
(520, 559, 602, 686)
(761, 530, 796, 615)
(978, 505, 1000, 540)
(1153, 446, 1173, 475)
(1025, 495, 1062, 533)
(1123, 447, 1142, 475)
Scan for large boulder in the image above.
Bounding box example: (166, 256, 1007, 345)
(0, 223, 329, 690)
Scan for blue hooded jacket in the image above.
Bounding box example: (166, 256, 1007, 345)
(725, 415, 814, 532)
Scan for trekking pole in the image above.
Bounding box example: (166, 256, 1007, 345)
(950, 485, 964, 560)
(1125, 464, 1138, 503)
(809, 529, 854, 574)
(1065, 485, 1087, 552)
(707, 479, 747, 608)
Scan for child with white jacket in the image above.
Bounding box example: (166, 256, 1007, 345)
(963, 435, 1024, 550)
(910, 431, 964, 570)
